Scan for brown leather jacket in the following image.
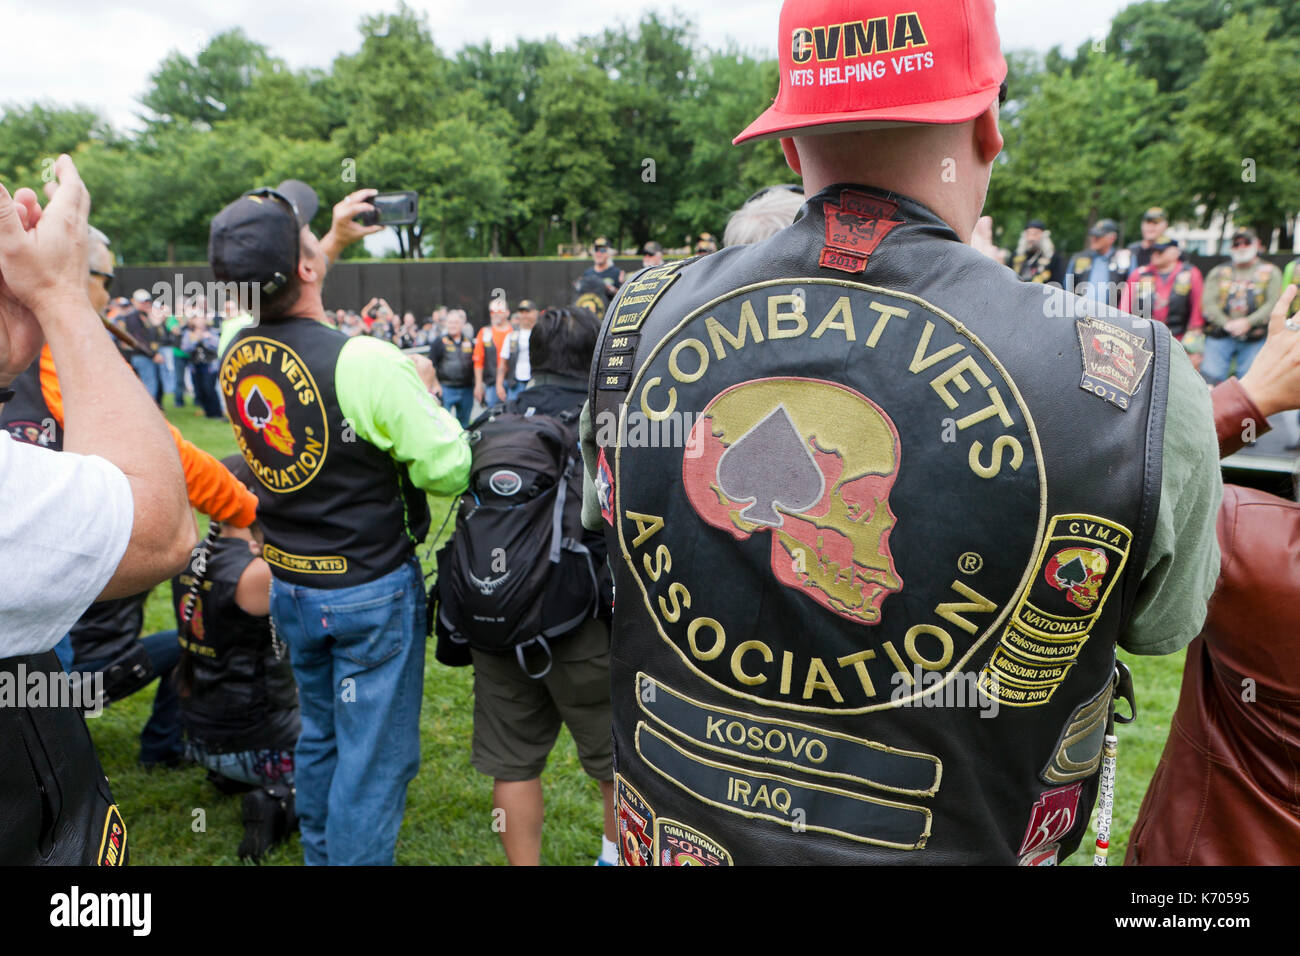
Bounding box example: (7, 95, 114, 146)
(1127, 378, 1300, 864)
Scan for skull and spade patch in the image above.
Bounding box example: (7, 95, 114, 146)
(220, 335, 330, 494)
(612, 279, 1075, 714)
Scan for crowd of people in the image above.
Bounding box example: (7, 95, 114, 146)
(3, 0, 1300, 873)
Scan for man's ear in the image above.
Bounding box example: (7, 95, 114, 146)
(781, 138, 802, 176)
(974, 104, 1003, 163)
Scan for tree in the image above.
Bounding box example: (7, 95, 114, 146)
(358, 97, 519, 258)
(673, 49, 790, 246)
(988, 51, 1173, 254)
(1174, 11, 1300, 246)
(0, 103, 112, 178)
(517, 50, 624, 254)
(140, 29, 272, 130)
(330, 3, 450, 158)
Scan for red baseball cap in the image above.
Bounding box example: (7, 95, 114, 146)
(734, 0, 1007, 144)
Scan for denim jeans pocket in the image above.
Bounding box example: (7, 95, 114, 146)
(322, 589, 408, 668)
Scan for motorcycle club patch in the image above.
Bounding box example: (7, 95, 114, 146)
(97, 804, 128, 866)
(980, 514, 1131, 707)
(654, 818, 733, 866)
(616, 775, 655, 866)
(615, 279, 1046, 714)
(220, 336, 329, 492)
(1076, 317, 1153, 411)
(820, 190, 901, 274)
(1017, 783, 1081, 858)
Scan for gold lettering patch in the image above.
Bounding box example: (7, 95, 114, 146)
(262, 545, 348, 575)
(980, 514, 1131, 707)
(636, 722, 931, 850)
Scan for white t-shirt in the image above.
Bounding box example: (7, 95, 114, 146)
(502, 329, 532, 382)
(0, 433, 134, 657)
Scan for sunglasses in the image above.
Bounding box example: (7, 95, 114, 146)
(90, 268, 114, 292)
(998, 80, 1008, 106)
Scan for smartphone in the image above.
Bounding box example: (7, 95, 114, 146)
(358, 191, 419, 227)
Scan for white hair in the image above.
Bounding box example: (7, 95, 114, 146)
(724, 188, 805, 247)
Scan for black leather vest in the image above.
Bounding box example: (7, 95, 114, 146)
(69, 594, 148, 667)
(0, 362, 60, 449)
(220, 315, 430, 588)
(1128, 263, 1197, 339)
(434, 334, 474, 387)
(172, 538, 299, 752)
(591, 185, 1168, 865)
(0, 652, 127, 864)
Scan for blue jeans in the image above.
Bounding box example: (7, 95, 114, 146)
(1201, 335, 1266, 384)
(76, 629, 183, 764)
(172, 354, 189, 406)
(506, 380, 529, 403)
(192, 361, 223, 418)
(131, 355, 162, 405)
(188, 746, 295, 788)
(270, 558, 426, 865)
(440, 385, 474, 428)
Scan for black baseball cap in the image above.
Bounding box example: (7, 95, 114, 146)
(593, 236, 611, 251)
(209, 179, 320, 295)
(1142, 207, 1168, 223)
(1152, 234, 1179, 250)
(1088, 218, 1120, 237)
(642, 241, 663, 255)
(517, 299, 538, 311)
(1026, 219, 1047, 231)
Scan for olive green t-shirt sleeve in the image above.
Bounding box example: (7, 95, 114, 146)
(1119, 347, 1223, 656)
(336, 335, 471, 498)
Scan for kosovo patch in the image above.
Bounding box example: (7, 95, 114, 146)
(1076, 317, 1153, 411)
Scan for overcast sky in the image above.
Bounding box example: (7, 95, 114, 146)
(6, 0, 1129, 131)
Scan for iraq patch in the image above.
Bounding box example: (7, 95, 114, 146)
(654, 819, 733, 866)
(97, 804, 128, 866)
(616, 775, 655, 866)
(1017, 783, 1081, 859)
(1076, 317, 1153, 411)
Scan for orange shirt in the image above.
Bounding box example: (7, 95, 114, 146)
(471, 323, 511, 371)
(38, 346, 257, 528)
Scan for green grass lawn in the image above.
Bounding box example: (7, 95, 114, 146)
(88, 397, 1184, 865)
